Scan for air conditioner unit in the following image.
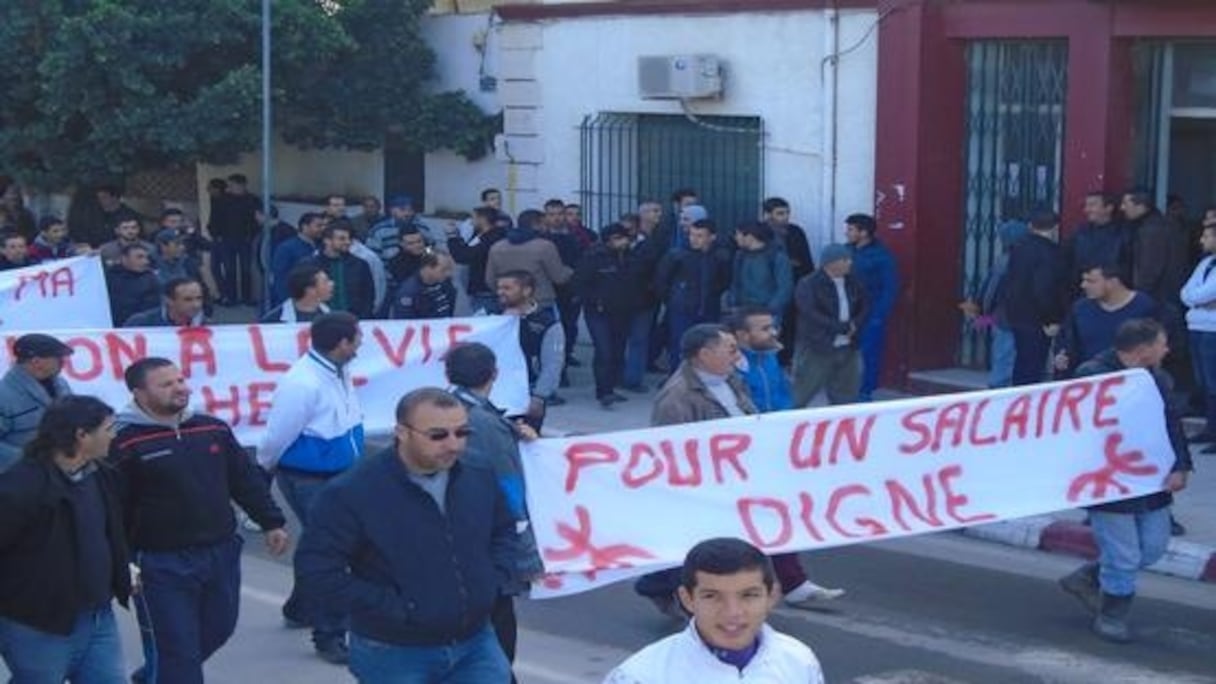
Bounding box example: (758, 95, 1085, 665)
(638, 55, 724, 100)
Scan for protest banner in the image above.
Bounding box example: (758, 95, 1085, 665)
(0, 256, 111, 331)
(521, 371, 1176, 598)
(0, 317, 529, 445)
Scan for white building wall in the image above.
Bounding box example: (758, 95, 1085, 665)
(495, 8, 878, 252)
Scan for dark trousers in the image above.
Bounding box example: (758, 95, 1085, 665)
(491, 594, 518, 684)
(771, 553, 809, 594)
(277, 470, 347, 646)
(623, 307, 655, 388)
(1011, 325, 1052, 386)
(666, 308, 703, 373)
(586, 309, 630, 398)
(556, 290, 581, 360)
(858, 319, 889, 400)
(213, 237, 253, 303)
(133, 535, 243, 684)
(1191, 330, 1216, 432)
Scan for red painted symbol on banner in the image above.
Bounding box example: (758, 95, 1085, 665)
(543, 505, 655, 578)
(1067, 432, 1159, 502)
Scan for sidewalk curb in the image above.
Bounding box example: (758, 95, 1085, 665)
(959, 518, 1216, 583)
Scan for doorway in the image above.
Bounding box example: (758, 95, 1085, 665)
(1168, 116, 1216, 219)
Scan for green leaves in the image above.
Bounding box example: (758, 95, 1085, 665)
(0, 0, 496, 189)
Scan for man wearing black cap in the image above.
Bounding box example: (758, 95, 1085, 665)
(0, 334, 74, 470)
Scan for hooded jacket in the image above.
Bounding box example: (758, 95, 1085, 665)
(484, 229, 573, 306)
(108, 404, 286, 551)
(0, 365, 72, 470)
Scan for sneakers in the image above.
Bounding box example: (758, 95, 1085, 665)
(315, 638, 350, 665)
(783, 581, 845, 609)
(1092, 593, 1134, 643)
(1058, 563, 1100, 615)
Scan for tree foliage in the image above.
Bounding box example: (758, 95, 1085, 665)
(0, 0, 497, 188)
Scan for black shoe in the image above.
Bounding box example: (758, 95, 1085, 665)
(281, 600, 309, 630)
(598, 396, 615, 409)
(1190, 431, 1216, 444)
(609, 391, 628, 403)
(130, 667, 147, 684)
(566, 357, 583, 368)
(315, 638, 349, 665)
(621, 383, 649, 394)
(546, 394, 567, 407)
(1170, 517, 1186, 537)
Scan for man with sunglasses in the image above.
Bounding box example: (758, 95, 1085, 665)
(259, 312, 364, 665)
(296, 387, 516, 682)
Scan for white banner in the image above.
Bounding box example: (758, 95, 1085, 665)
(522, 371, 1175, 597)
(0, 256, 111, 331)
(0, 317, 529, 445)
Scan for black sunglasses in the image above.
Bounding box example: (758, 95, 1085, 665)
(402, 424, 473, 442)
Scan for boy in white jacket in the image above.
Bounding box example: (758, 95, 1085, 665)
(1181, 221, 1216, 453)
(605, 538, 824, 684)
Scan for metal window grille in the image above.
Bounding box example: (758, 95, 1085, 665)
(959, 40, 1068, 368)
(578, 112, 764, 232)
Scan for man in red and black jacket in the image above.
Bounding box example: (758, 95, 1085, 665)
(109, 357, 289, 684)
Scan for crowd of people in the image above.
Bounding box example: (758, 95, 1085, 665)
(0, 173, 1200, 681)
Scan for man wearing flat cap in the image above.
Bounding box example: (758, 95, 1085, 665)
(0, 334, 75, 470)
(792, 244, 868, 408)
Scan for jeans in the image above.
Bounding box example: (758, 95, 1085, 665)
(792, 345, 862, 408)
(1089, 507, 1171, 596)
(489, 595, 517, 684)
(988, 325, 1016, 388)
(1189, 330, 1216, 432)
(0, 605, 126, 684)
(276, 470, 347, 644)
(623, 307, 655, 388)
(858, 318, 888, 400)
(1011, 325, 1051, 386)
(213, 237, 253, 303)
(556, 290, 581, 360)
(348, 624, 510, 684)
(585, 309, 631, 398)
(133, 535, 243, 684)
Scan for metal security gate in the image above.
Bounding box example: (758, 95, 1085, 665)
(579, 112, 763, 232)
(959, 41, 1068, 367)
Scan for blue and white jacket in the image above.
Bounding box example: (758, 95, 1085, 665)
(258, 350, 364, 475)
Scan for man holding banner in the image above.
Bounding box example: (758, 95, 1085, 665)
(259, 312, 364, 665)
(1062, 318, 1191, 643)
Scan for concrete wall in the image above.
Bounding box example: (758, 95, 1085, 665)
(495, 8, 879, 251)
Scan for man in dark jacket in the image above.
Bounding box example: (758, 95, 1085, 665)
(729, 222, 794, 323)
(125, 277, 208, 328)
(1064, 192, 1133, 291)
(573, 223, 645, 408)
(444, 344, 543, 682)
(1003, 210, 1068, 385)
(764, 197, 814, 365)
(846, 213, 900, 401)
(653, 220, 732, 373)
(110, 357, 289, 684)
(1059, 319, 1190, 643)
(446, 207, 506, 314)
(311, 222, 374, 318)
(270, 212, 324, 304)
(389, 252, 457, 320)
(792, 244, 869, 408)
(295, 388, 515, 682)
(209, 174, 261, 306)
(106, 243, 162, 327)
(621, 211, 668, 393)
(0, 334, 74, 470)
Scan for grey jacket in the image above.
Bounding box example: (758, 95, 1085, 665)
(0, 366, 72, 470)
(451, 387, 543, 594)
(652, 362, 757, 427)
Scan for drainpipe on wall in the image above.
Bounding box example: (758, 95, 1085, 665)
(820, 4, 841, 247)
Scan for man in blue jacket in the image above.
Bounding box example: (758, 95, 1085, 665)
(296, 387, 516, 683)
(845, 213, 899, 401)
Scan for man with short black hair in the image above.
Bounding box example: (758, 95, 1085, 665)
(323, 194, 347, 222)
(262, 263, 334, 323)
(311, 222, 374, 318)
(0, 334, 73, 470)
(27, 216, 72, 262)
(846, 212, 900, 400)
(654, 219, 732, 373)
(609, 538, 824, 683)
(485, 210, 573, 310)
(125, 277, 207, 328)
(107, 243, 161, 327)
(270, 212, 324, 303)
(0, 232, 30, 270)
(259, 312, 364, 664)
(1054, 264, 1159, 376)
(574, 224, 647, 408)
(446, 207, 506, 314)
(111, 357, 288, 683)
(99, 214, 153, 268)
(1065, 192, 1133, 288)
(367, 195, 425, 262)
(498, 270, 565, 425)
(296, 387, 515, 682)
(1004, 209, 1068, 385)
(444, 343, 542, 681)
(1060, 319, 1190, 643)
(390, 252, 456, 320)
(349, 196, 382, 242)
(729, 222, 793, 323)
